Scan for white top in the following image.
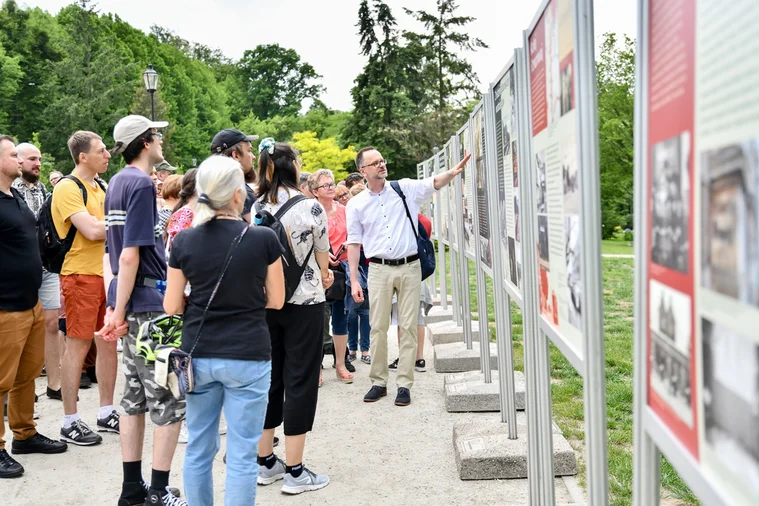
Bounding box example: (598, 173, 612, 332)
(346, 177, 436, 260)
(257, 188, 329, 305)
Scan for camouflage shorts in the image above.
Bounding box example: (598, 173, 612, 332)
(120, 312, 186, 426)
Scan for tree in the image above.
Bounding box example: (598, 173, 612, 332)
(404, 0, 487, 146)
(0, 41, 21, 132)
(291, 131, 356, 182)
(235, 44, 325, 120)
(597, 32, 635, 238)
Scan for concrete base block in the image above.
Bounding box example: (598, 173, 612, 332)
(453, 415, 578, 480)
(424, 305, 454, 325)
(444, 370, 526, 412)
(432, 294, 453, 306)
(427, 320, 480, 346)
(434, 341, 497, 373)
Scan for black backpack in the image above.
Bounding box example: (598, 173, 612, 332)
(390, 181, 436, 280)
(37, 175, 106, 274)
(254, 194, 314, 301)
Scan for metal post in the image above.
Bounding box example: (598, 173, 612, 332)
(453, 132, 474, 350)
(484, 82, 518, 435)
(632, 0, 662, 503)
(573, 0, 609, 503)
(516, 44, 553, 505)
(436, 152, 449, 311)
(149, 90, 155, 122)
(469, 108, 492, 383)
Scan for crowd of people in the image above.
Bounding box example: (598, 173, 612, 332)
(0, 115, 468, 505)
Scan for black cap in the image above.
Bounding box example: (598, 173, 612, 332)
(210, 129, 259, 154)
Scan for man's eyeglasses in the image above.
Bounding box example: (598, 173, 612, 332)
(316, 183, 336, 191)
(360, 159, 387, 169)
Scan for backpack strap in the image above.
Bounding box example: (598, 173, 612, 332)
(390, 181, 419, 241)
(273, 194, 307, 219)
(62, 175, 89, 206)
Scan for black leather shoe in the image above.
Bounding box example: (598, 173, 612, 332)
(395, 387, 411, 406)
(46, 386, 62, 400)
(0, 449, 24, 478)
(345, 358, 356, 373)
(79, 372, 92, 389)
(12, 433, 68, 455)
(363, 386, 387, 402)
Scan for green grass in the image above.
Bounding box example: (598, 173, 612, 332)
(435, 247, 698, 505)
(602, 239, 634, 256)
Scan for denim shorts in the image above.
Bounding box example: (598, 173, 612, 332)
(330, 297, 348, 335)
(391, 301, 424, 326)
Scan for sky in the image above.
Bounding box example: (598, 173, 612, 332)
(21, 0, 636, 112)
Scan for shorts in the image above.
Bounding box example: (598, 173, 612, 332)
(391, 301, 425, 326)
(39, 270, 61, 310)
(60, 274, 106, 339)
(330, 297, 348, 335)
(120, 312, 186, 426)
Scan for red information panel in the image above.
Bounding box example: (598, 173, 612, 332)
(645, 0, 698, 459)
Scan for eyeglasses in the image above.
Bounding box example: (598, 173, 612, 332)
(337, 193, 350, 201)
(360, 159, 387, 169)
(316, 183, 336, 191)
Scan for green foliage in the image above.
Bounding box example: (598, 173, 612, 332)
(235, 44, 325, 120)
(291, 131, 356, 182)
(597, 32, 635, 239)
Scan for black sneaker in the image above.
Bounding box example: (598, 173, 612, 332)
(145, 486, 188, 506)
(415, 359, 427, 372)
(0, 449, 23, 478)
(46, 386, 63, 400)
(395, 387, 411, 406)
(363, 386, 387, 402)
(79, 372, 92, 389)
(388, 358, 399, 371)
(97, 410, 120, 433)
(60, 419, 102, 446)
(273, 436, 280, 447)
(345, 359, 356, 373)
(11, 433, 67, 454)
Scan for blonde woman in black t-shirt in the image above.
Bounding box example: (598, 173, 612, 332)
(164, 155, 285, 505)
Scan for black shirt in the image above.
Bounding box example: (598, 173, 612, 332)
(0, 188, 42, 311)
(242, 184, 255, 218)
(169, 219, 282, 361)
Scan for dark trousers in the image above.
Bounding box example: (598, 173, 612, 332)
(264, 302, 324, 436)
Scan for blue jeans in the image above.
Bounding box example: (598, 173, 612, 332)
(184, 358, 271, 506)
(348, 307, 370, 352)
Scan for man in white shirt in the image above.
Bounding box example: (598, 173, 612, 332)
(346, 147, 469, 406)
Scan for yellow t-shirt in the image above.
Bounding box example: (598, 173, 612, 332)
(51, 175, 106, 276)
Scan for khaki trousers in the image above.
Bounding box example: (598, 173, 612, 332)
(0, 300, 45, 449)
(368, 260, 422, 389)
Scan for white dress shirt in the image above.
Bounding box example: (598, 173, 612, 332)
(346, 177, 436, 260)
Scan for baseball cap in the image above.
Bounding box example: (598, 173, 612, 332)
(154, 160, 176, 173)
(112, 115, 168, 153)
(210, 129, 259, 154)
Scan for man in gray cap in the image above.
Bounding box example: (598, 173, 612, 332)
(153, 160, 176, 182)
(211, 129, 258, 222)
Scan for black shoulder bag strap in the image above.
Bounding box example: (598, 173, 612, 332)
(390, 181, 419, 241)
(186, 224, 250, 356)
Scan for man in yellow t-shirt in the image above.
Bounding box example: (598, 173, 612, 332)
(51, 130, 118, 447)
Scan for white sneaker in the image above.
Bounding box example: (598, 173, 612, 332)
(258, 456, 286, 485)
(178, 421, 188, 444)
(116, 338, 123, 353)
(281, 466, 330, 495)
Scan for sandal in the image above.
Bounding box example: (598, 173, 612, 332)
(347, 352, 358, 362)
(336, 368, 354, 384)
(361, 355, 372, 365)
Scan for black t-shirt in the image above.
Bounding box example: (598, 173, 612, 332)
(169, 219, 282, 361)
(242, 185, 255, 218)
(0, 188, 42, 311)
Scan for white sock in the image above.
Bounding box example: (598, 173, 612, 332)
(98, 405, 114, 419)
(63, 413, 80, 428)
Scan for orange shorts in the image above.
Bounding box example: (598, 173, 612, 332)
(60, 274, 106, 340)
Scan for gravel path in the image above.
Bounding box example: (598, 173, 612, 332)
(5, 326, 585, 505)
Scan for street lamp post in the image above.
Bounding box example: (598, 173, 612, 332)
(143, 64, 159, 121)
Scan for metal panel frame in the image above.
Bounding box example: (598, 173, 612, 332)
(434, 151, 448, 310)
(469, 101, 493, 382)
(454, 127, 474, 349)
(444, 138, 462, 325)
(457, 122, 477, 262)
(485, 80, 518, 434)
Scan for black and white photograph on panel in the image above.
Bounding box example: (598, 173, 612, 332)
(649, 279, 693, 427)
(536, 150, 547, 213)
(702, 318, 759, 498)
(651, 132, 690, 273)
(701, 138, 759, 307)
(508, 237, 518, 286)
(512, 140, 519, 188)
(463, 195, 472, 247)
(565, 215, 582, 331)
(514, 195, 521, 242)
(560, 63, 573, 116)
(538, 214, 550, 266)
(562, 137, 580, 215)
